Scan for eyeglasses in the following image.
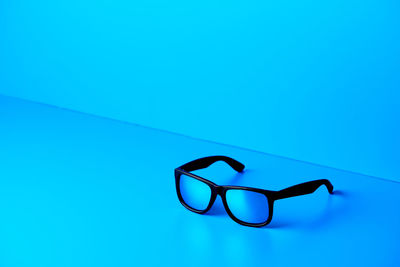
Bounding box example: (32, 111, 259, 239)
(175, 156, 334, 227)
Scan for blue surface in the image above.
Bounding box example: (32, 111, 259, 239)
(1, 0, 400, 181)
(0, 95, 399, 266)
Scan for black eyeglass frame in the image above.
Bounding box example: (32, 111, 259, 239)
(175, 156, 334, 227)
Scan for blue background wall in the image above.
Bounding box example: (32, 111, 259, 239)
(1, 0, 399, 181)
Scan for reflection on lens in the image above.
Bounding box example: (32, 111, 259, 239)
(179, 174, 212, 211)
(226, 189, 269, 224)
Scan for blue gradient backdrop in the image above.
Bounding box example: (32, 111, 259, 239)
(1, 95, 400, 266)
(1, 0, 399, 181)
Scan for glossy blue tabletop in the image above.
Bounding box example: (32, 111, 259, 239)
(0, 95, 399, 266)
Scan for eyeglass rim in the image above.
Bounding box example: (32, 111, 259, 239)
(175, 168, 275, 227)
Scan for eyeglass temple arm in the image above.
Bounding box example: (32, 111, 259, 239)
(178, 156, 245, 173)
(274, 179, 334, 200)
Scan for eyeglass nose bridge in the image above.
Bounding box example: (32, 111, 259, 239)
(214, 185, 225, 196)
